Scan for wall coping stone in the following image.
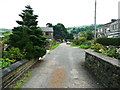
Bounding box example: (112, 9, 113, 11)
(0, 59, 28, 78)
(85, 49, 120, 67)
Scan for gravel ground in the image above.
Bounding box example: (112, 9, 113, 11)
(22, 43, 103, 88)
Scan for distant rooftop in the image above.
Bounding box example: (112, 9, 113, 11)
(41, 27, 53, 32)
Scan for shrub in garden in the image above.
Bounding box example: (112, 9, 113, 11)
(3, 47, 26, 61)
(0, 58, 11, 69)
(79, 45, 90, 49)
(91, 43, 105, 52)
(1, 47, 26, 69)
(103, 47, 120, 60)
(96, 37, 120, 46)
(73, 37, 86, 45)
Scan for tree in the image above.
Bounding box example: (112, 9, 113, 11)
(8, 5, 47, 60)
(53, 23, 68, 40)
(46, 23, 53, 27)
(80, 30, 94, 40)
(85, 30, 94, 40)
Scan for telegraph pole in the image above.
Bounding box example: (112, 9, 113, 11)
(94, 0, 97, 42)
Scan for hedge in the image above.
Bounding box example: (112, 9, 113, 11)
(96, 37, 120, 46)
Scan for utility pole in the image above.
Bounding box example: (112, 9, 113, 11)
(94, 0, 97, 42)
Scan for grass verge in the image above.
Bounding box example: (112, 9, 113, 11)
(50, 43, 61, 50)
(70, 43, 81, 47)
(79, 45, 90, 49)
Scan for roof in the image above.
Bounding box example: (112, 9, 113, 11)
(41, 27, 53, 32)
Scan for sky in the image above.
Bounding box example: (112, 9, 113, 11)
(0, 0, 120, 29)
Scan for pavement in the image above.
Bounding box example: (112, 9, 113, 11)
(22, 43, 103, 88)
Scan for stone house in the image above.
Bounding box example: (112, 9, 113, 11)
(97, 19, 120, 38)
(41, 27, 54, 40)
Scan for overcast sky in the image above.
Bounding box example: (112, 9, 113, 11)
(0, 0, 119, 29)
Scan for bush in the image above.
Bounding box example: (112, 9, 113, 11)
(96, 37, 120, 46)
(3, 47, 26, 61)
(73, 37, 86, 45)
(50, 43, 61, 50)
(91, 43, 104, 52)
(102, 47, 120, 60)
(80, 45, 90, 49)
(0, 58, 11, 69)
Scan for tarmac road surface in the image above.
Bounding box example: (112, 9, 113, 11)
(22, 43, 103, 88)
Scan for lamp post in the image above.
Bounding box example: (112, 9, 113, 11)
(94, 0, 97, 42)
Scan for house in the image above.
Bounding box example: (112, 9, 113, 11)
(97, 19, 120, 38)
(108, 19, 120, 37)
(73, 32, 82, 39)
(41, 27, 54, 40)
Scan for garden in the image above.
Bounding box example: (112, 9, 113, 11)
(71, 37, 120, 60)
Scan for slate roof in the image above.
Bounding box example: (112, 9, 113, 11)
(41, 27, 53, 32)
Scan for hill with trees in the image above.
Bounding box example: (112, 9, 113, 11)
(0, 28, 12, 34)
(67, 24, 103, 35)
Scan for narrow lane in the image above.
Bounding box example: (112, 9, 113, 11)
(22, 43, 103, 88)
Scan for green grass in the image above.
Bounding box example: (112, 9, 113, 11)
(50, 43, 61, 50)
(79, 45, 90, 49)
(70, 43, 81, 47)
(70, 43, 90, 49)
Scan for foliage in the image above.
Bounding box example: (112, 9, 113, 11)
(85, 30, 94, 40)
(0, 28, 12, 34)
(9, 70, 32, 88)
(50, 43, 61, 50)
(102, 47, 120, 59)
(79, 45, 90, 49)
(8, 5, 47, 60)
(68, 24, 103, 34)
(0, 58, 11, 69)
(53, 23, 73, 40)
(46, 23, 53, 27)
(91, 43, 104, 52)
(96, 37, 120, 46)
(70, 43, 81, 47)
(2, 32, 12, 44)
(73, 37, 86, 45)
(3, 47, 26, 61)
(90, 43, 120, 60)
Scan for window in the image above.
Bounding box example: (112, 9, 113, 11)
(45, 32, 49, 35)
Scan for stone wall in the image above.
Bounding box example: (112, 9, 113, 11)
(0, 59, 37, 89)
(85, 50, 120, 88)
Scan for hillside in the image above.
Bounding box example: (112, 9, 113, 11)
(0, 28, 12, 34)
(67, 24, 103, 35)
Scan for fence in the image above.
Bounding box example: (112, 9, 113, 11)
(0, 59, 37, 89)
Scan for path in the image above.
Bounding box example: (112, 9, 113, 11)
(22, 43, 103, 88)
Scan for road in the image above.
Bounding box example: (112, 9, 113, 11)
(22, 43, 103, 88)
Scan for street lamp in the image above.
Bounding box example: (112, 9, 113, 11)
(94, 0, 97, 42)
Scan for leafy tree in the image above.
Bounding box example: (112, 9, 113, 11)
(53, 23, 68, 40)
(66, 33, 74, 40)
(85, 30, 94, 40)
(8, 5, 47, 60)
(46, 23, 53, 27)
(68, 24, 103, 35)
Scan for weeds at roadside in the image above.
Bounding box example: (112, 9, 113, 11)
(8, 70, 32, 88)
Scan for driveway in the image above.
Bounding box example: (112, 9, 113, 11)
(22, 43, 103, 88)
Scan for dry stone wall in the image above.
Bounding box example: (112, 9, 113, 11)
(85, 50, 120, 88)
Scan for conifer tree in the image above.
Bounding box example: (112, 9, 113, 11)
(9, 5, 47, 59)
